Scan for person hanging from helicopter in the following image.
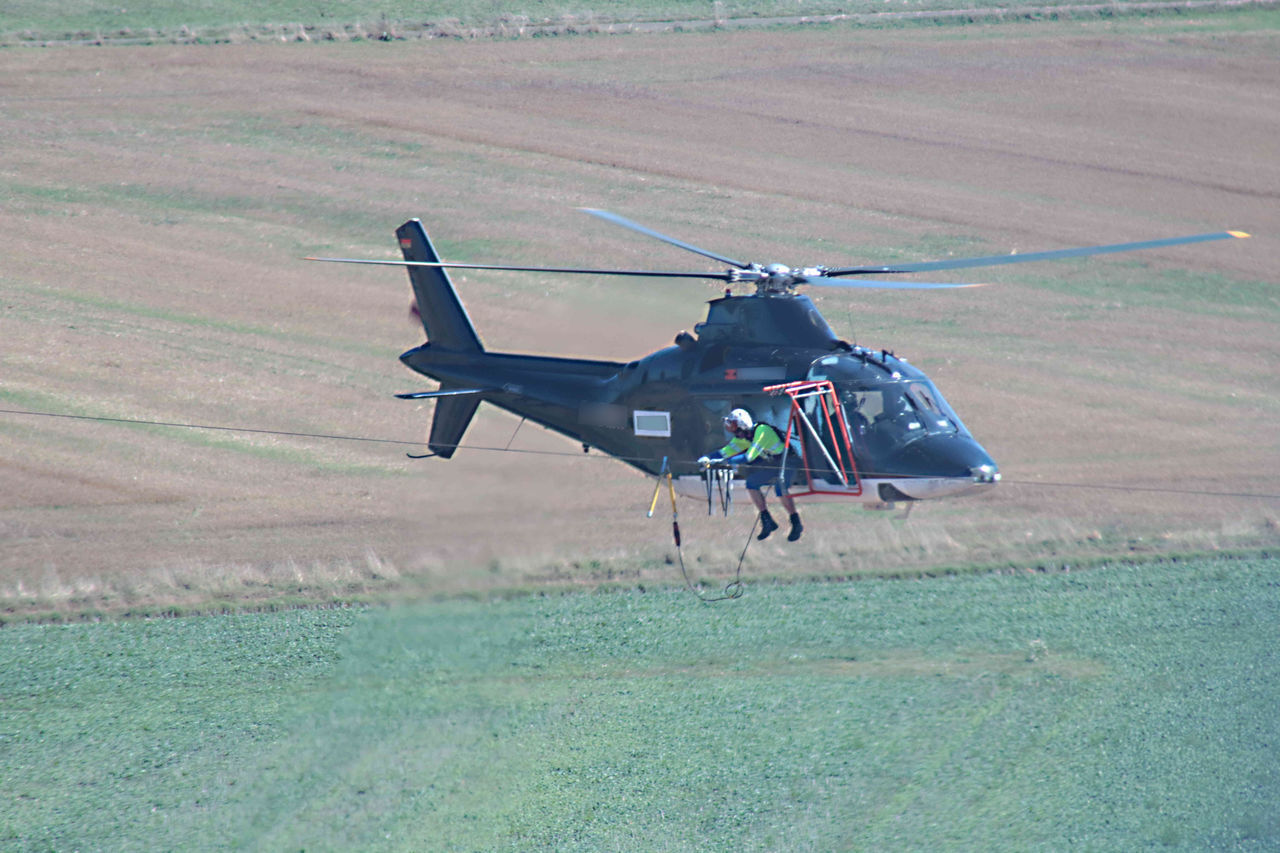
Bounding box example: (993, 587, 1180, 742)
(698, 408, 803, 542)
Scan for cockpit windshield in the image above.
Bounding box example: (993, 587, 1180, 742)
(843, 382, 962, 457)
(806, 353, 971, 469)
(847, 383, 958, 436)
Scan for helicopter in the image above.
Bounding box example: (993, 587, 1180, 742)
(310, 211, 1247, 508)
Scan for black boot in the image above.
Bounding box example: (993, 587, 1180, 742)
(787, 513, 804, 542)
(757, 511, 779, 540)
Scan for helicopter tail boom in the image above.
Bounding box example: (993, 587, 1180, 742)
(397, 219, 484, 352)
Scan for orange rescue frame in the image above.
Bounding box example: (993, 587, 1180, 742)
(763, 379, 863, 498)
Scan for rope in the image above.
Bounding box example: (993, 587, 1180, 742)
(3, 406, 1277, 501)
(6, 405, 1275, 599)
(674, 516, 753, 603)
(663, 468, 752, 602)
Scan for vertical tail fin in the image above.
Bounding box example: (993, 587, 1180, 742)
(427, 392, 481, 459)
(397, 219, 483, 352)
(397, 220, 484, 458)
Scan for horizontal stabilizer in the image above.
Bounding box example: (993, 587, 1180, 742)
(396, 388, 488, 400)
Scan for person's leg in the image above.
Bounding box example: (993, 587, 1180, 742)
(747, 487, 778, 539)
(777, 480, 803, 541)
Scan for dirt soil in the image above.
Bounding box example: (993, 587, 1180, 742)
(2, 16, 1278, 614)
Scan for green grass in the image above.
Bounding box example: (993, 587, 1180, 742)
(5, 0, 1273, 42)
(3, 555, 1277, 850)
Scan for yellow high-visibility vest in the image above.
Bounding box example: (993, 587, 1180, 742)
(717, 423, 784, 463)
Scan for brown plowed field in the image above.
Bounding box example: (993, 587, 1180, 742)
(2, 15, 1278, 614)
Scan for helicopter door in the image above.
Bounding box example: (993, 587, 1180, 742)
(763, 380, 863, 497)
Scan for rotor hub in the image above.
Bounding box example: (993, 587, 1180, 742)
(762, 263, 793, 293)
(729, 262, 829, 295)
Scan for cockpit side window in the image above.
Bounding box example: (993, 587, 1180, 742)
(845, 390, 884, 422)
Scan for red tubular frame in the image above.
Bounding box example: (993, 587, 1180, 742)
(763, 380, 862, 498)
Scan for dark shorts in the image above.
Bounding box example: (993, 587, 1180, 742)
(744, 455, 792, 497)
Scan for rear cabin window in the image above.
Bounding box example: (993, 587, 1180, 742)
(633, 410, 672, 437)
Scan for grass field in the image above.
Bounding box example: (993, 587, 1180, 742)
(3, 555, 1276, 850)
(1, 10, 1278, 848)
(6, 0, 1257, 44)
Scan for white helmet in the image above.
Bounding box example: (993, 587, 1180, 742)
(724, 408, 753, 431)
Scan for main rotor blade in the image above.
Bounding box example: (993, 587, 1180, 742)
(305, 256, 734, 281)
(580, 208, 749, 269)
(804, 276, 987, 290)
(826, 231, 1250, 277)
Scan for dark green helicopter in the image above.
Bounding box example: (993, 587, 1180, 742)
(311, 211, 1247, 507)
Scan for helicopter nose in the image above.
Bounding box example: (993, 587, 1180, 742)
(969, 463, 1001, 484)
(889, 434, 999, 481)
